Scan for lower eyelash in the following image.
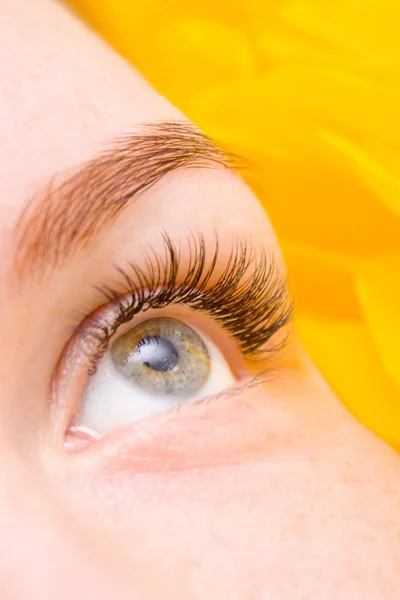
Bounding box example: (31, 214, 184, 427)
(77, 231, 294, 372)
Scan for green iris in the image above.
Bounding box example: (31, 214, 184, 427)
(111, 317, 210, 396)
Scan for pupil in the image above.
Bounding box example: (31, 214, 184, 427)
(138, 337, 179, 372)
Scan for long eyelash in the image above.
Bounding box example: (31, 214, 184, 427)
(79, 232, 294, 372)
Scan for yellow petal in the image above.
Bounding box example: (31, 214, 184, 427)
(189, 75, 400, 254)
(259, 25, 352, 71)
(281, 241, 361, 319)
(67, 1, 156, 80)
(321, 131, 400, 218)
(282, 0, 400, 72)
(193, 66, 400, 151)
(258, 2, 365, 71)
(355, 256, 400, 390)
(298, 316, 400, 449)
(147, 18, 255, 103)
(70, 0, 252, 66)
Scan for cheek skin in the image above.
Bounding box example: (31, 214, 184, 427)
(51, 366, 400, 599)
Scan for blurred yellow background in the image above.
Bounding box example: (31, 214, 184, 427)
(70, 0, 400, 449)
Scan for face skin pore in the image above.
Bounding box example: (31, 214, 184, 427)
(0, 1, 399, 599)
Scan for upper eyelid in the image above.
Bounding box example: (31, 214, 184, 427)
(76, 231, 294, 366)
(13, 121, 240, 284)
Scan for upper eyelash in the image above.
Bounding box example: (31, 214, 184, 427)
(78, 231, 294, 371)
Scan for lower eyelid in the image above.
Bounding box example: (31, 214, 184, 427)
(63, 371, 287, 471)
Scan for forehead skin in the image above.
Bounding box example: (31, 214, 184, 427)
(0, 1, 176, 240)
(0, 1, 400, 600)
(0, 0, 276, 284)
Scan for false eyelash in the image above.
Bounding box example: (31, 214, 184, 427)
(79, 231, 294, 372)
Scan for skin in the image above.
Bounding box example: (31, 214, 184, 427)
(0, 0, 399, 598)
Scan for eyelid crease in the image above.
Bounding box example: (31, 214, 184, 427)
(76, 231, 294, 375)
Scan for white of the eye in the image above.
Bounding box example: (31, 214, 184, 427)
(74, 328, 235, 435)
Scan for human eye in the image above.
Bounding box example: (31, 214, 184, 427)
(72, 313, 236, 437)
(56, 232, 293, 448)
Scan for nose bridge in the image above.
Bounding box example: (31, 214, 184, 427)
(0, 458, 108, 600)
(0, 460, 67, 597)
(0, 350, 45, 446)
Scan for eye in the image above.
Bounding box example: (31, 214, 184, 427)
(71, 316, 235, 436)
(59, 233, 293, 447)
(112, 317, 211, 395)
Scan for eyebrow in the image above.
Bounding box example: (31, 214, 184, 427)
(14, 121, 237, 281)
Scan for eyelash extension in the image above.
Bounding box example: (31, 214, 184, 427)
(79, 232, 294, 373)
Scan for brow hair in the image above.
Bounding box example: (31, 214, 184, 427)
(14, 121, 237, 281)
